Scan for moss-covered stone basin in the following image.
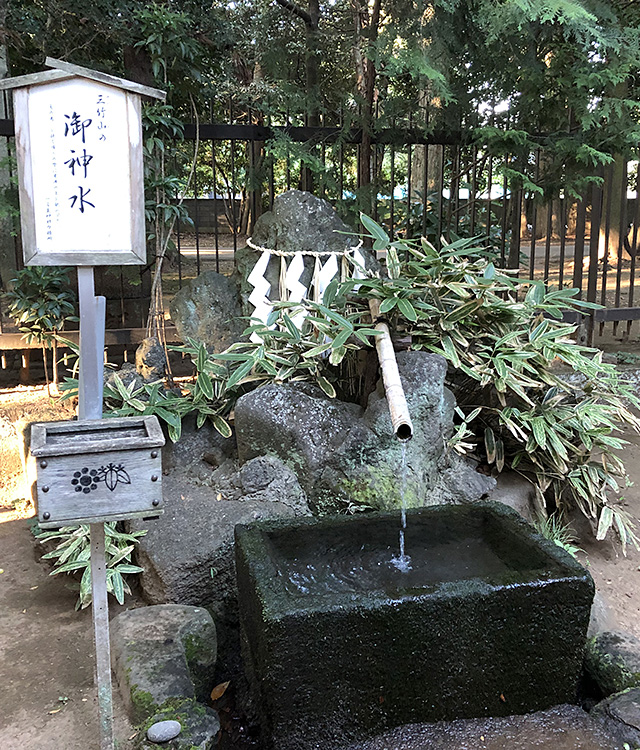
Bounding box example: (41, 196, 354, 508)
(235, 502, 594, 750)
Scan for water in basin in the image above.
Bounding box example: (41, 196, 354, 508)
(266, 506, 557, 598)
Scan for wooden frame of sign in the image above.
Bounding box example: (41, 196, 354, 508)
(0, 58, 165, 266)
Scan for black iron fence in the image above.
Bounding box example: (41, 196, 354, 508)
(1, 112, 640, 354)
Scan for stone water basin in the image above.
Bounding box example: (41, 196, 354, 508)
(235, 502, 594, 750)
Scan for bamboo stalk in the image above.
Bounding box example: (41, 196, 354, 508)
(369, 299, 413, 441)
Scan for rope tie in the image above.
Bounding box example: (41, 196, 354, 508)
(246, 236, 363, 257)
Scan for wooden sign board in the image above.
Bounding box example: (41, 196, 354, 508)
(0, 58, 165, 266)
(30, 415, 165, 528)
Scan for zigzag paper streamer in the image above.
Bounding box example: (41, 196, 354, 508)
(351, 247, 366, 290)
(285, 253, 308, 328)
(247, 249, 273, 341)
(318, 254, 339, 301)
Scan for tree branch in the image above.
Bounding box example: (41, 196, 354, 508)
(274, 0, 313, 27)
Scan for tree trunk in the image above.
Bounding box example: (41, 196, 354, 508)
(350, 0, 382, 208)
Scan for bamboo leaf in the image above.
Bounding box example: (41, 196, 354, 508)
(596, 506, 613, 541)
(360, 213, 389, 243)
(485, 427, 496, 464)
(212, 415, 232, 438)
(397, 298, 417, 322)
(226, 358, 256, 390)
(379, 297, 398, 314)
(317, 375, 336, 398)
(196, 372, 214, 400)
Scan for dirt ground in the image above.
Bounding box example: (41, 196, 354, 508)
(2, 386, 640, 750)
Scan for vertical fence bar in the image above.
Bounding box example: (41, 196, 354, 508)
(453, 147, 461, 237)
(613, 163, 628, 337)
(627, 170, 640, 339)
(598, 164, 614, 336)
(437, 146, 445, 244)
(529, 151, 540, 279)
(446, 146, 455, 239)
(248, 106, 256, 232)
(572, 199, 586, 297)
(508, 183, 523, 271)
(470, 146, 478, 236)
(486, 156, 493, 250)
(588, 180, 604, 344)
(422, 138, 429, 238)
(176, 215, 183, 286)
(406, 138, 412, 240)
(320, 140, 326, 200)
(212, 140, 220, 273)
(500, 155, 509, 268)
(543, 200, 553, 285)
(193, 139, 201, 277)
(390, 136, 396, 236)
(558, 196, 566, 289)
(230, 145, 238, 254)
(286, 108, 291, 190)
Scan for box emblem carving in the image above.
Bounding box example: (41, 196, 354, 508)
(71, 464, 131, 494)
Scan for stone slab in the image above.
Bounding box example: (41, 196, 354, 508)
(345, 704, 629, 750)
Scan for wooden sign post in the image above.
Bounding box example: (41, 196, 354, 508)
(1, 60, 166, 750)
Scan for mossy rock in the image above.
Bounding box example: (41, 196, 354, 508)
(111, 605, 217, 725)
(133, 698, 220, 750)
(585, 630, 640, 696)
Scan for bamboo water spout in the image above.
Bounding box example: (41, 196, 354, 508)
(369, 299, 414, 441)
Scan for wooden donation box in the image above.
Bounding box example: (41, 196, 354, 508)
(31, 416, 165, 529)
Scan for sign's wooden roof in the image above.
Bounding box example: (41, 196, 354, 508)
(0, 58, 166, 101)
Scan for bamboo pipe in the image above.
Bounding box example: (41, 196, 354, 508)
(369, 299, 414, 441)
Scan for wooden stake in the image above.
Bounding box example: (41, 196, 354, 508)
(90, 522, 114, 750)
(369, 299, 413, 441)
(77, 266, 113, 750)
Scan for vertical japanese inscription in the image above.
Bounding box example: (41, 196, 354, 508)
(27, 77, 132, 254)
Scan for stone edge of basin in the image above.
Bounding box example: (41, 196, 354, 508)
(234, 500, 594, 615)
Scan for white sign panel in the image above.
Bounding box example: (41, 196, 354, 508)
(15, 77, 146, 265)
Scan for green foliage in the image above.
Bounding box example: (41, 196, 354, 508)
(337, 215, 640, 547)
(34, 523, 146, 609)
(533, 513, 584, 559)
(3, 267, 76, 347)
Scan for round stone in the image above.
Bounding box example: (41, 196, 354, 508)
(146, 720, 182, 743)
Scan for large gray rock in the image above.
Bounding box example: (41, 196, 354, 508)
(132, 472, 304, 618)
(111, 604, 216, 725)
(585, 630, 640, 696)
(169, 271, 244, 352)
(487, 471, 538, 522)
(235, 190, 379, 313)
(592, 688, 640, 749)
(235, 351, 495, 514)
(104, 361, 145, 393)
(162, 414, 236, 475)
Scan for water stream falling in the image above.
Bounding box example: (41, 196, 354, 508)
(391, 441, 412, 572)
